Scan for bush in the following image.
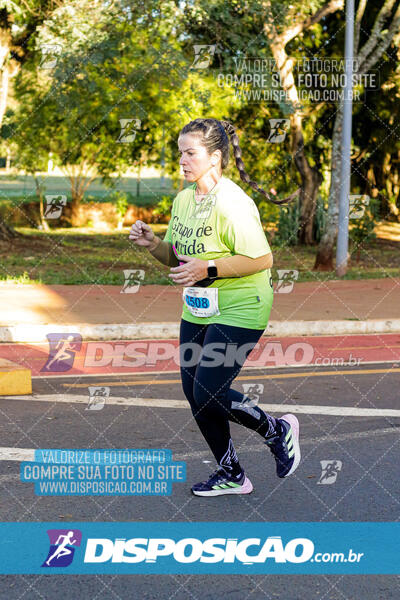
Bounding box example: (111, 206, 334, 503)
(349, 197, 378, 262)
(112, 191, 129, 219)
(313, 195, 328, 244)
(153, 195, 174, 219)
(275, 199, 299, 246)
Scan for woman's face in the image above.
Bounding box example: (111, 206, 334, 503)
(178, 133, 220, 182)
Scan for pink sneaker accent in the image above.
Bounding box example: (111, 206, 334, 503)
(240, 476, 253, 494)
(280, 413, 299, 440)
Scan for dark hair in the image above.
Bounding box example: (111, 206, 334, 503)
(179, 118, 300, 205)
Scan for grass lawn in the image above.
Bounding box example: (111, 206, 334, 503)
(0, 223, 399, 285)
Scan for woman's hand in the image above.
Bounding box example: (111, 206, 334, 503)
(128, 220, 156, 248)
(169, 255, 208, 286)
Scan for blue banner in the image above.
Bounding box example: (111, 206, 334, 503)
(0, 522, 399, 574)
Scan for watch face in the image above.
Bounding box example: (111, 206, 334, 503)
(207, 266, 218, 278)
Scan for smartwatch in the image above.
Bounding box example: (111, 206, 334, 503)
(207, 259, 218, 279)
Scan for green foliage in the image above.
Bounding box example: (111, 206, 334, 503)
(349, 198, 378, 261)
(153, 195, 174, 219)
(257, 199, 280, 229)
(2, 0, 399, 249)
(112, 191, 129, 219)
(275, 200, 299, 247)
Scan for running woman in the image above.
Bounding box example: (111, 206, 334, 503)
(129, 118, 301, 497)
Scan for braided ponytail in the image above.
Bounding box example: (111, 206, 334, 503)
(220, 120, 300, 205)
(179, 118, 300, 205)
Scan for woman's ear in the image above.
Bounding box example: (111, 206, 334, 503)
(211, 149, 222, 166)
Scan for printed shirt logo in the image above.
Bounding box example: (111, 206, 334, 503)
(42, 529, 82, 567)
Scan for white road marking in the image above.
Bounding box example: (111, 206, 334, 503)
(2, 393, 400, 418)
(0, 426, 398, 464)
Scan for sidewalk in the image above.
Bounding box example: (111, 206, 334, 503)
(1, 278, 399, 341)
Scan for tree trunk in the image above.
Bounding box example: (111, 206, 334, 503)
(65, 167, 97, 226)
(314, 101, 344, 270)
(0, 36, 20, 240)
(315, 0, 400, 268)
(382, 152, 400, 220)
(34, 175, 50, 231)
(0, 32, 11, 129)
(69, 192, 83, 226)
(0, 221, 20, 241)
(292, 125, 323, 244)
(268, 44, 323, 244)
(298, 167, 323, 244)
(136, 159, 141, 197)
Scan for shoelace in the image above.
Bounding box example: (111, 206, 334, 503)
(208, 466, 241, 484)
(204, 467, 226, 481)
(265, 432, 287, 462)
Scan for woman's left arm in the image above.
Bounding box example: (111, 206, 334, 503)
(169, 252, 273, 285)
(214, 252, 273, 277)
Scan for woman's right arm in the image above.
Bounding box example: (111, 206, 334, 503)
(148, 236, 179, 266)
(129, 220, 179, 267)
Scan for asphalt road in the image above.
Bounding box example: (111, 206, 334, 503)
(0, 362, 399, 599)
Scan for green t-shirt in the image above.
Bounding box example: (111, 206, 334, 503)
(164, 176, 274, 330)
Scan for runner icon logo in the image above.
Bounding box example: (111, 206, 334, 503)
(117, 118, 141, 143)
(275, 270, 299, 293)
(44, 195, 67, 219)
(317, 460, 342, 485)
(87, 386, 110, 411)
(42, 529, 82, 568)
(191, 45, 216, 69)
(121, 269, 145, 293)
(39, 44, 62, 69)
(267, 119, 290, 143)
(41, 333, 82, 373)
(241, 383, 264, 407)
(192, 193, 217, 219)
(349, 195, 370, 219)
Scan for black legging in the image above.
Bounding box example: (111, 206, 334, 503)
(179, 319, 277, 476)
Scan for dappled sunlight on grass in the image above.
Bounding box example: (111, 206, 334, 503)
(374, 221, 400, 241)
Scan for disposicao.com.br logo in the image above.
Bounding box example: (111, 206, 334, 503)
(26, 523, 375, 575)
(83, 536, 363, 566)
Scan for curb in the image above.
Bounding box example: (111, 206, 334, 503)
(1, 319, 400, 342)
(0, 358, 32, 396)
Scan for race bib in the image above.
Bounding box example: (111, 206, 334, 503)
(183, 286, 220, 318)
